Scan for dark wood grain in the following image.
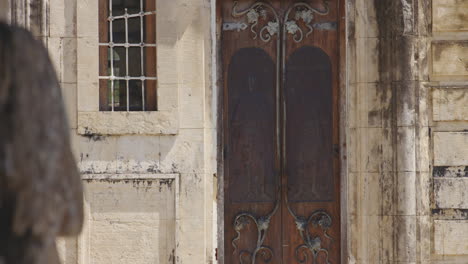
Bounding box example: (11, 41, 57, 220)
(221, 0, 342, 263)
(285, 46, 333, 203)
(227, 47, 277, 203)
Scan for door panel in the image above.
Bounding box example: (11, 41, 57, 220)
(285, 46, 333, 203)
(227, 47, 277, 203)
(222, 0, 341, 263)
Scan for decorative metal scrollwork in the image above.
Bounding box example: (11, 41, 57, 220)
(283, 1, 330, 43)
(232, 199, 279, 264)
(286, 197, 333, 264)
(231, 1, 280, 42)
(228, 1, 334, 263)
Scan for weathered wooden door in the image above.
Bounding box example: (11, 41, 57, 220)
(222, 0, 341, 263)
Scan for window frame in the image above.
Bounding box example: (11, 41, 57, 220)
(98, 0, 157, 112)
(76, 0, 179, 135)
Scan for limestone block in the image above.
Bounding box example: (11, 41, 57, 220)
(416, 172, 431, 216)
(434, 132, 468, 166)
(418, 83, 430, 127)
(47, 37, 78, 84)
(178, 27, 204, 87)
(61, 83, 77, 129)
(360, 173, 380, 216)
(77, 37, 99, 84)
(394, 216, 417, 262)
(359, 128, 383, 173)
(417, 216, 431, 262)
(81, 179, 176, 263)
(77, 0, 99, 38)
(433, 88, 468, 121)
(0, 0, 10, 22)
(176, 218, 206, 263)
(157, 83, 178, 111)
(356, 37, 379, 83)
(433, 0, 468, 32)
(380, 171, 396, 216)
(61, 38, 77, 83)
(77, 111, 179, 135)
(417, 127, 430, 173)
(434, 178, 468, 209)
(348, 173, 358, 216)
(114, 135, 160, 173)
(178, 173, 205, 219)
(355, 0, 378, 38)
(180, 84, 204, 129)
(434, 220, 468, 255)
(396, 172, 416, 216)
(432, 41, 468, 79)
(47, 37, 63, 82)
(396, 81, 416, 126)
(77, 82, 99, 112)
(159, 129, 205, 174)
(204, 128, 217, 175)
(57, 237, 78, 264)
(397, 127, 416, 172)
(157, 42, 179, 86)
(49, 0, 76, 37)
(77, 135, 118, 174)
(349, 83, 382, 128)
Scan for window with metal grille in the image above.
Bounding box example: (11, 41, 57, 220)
(99, 0, 157, 111)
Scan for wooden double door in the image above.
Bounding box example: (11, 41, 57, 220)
(222, 0, 341, 263)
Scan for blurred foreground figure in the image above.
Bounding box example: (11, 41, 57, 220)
(0, 23, 83, 264)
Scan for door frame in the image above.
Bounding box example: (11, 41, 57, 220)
(214, 0, 348, 262)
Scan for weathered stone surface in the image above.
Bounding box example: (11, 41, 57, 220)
(433, 88, 468, 121)
(434, 132, 468, 166)
(49, 0, 76, 37)
(77, 111, 178, 135)
(0, 1, 10, 22)
(434, 178, 468, 209)
(77, 82, 98, 112)
(434, 220, 468, 255)
(432, 41, 468, 79)
(433, 0, 468, 32)
(80, 179, 176, 264)
(434, 166, 468, 178)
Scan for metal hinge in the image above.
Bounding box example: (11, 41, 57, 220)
(222, 22, 248, 32)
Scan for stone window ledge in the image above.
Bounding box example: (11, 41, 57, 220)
(77, 111, 178, 135)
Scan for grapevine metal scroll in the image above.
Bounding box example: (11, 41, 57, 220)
(232, 198, 280, 264)
(283, 1, 330, 43)
(231, 1, 280, 42)
(286, 197, 333, 264)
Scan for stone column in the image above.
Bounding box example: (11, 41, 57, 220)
(374, 0, 431, 263)
(8, 0, 48, 39)
(0, 0, 11, 23)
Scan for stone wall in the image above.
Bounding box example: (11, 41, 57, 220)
(44, 0, 216, 263)
(431, 0, 468, 262)
(4, 0, 468, 263)
(347, 0, 468, 263)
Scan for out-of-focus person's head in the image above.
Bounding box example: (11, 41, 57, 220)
(0, 22, 83, 264)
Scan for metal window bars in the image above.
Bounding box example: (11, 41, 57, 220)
(99, 0, 157, 112)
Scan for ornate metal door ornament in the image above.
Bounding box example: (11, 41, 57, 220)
(286, 198, 333, 264)
(232, 197, 280, 264)
(231, 1, 280, 42)
(283, 2, 329, 43)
